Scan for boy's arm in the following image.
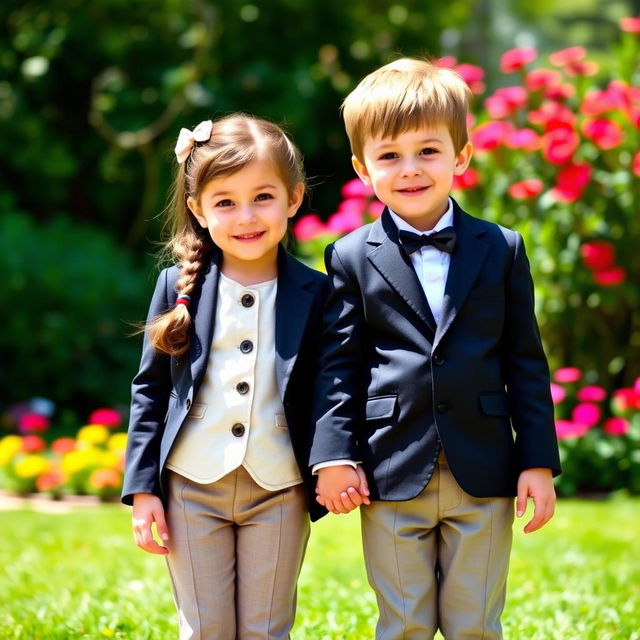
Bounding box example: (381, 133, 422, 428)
(516, 468, 556, 533)
(503, 232, 561, 476)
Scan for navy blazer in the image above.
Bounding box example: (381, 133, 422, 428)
(310, 200, 561, 500)
(122, 247, 329, 521)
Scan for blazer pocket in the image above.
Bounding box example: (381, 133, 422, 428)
(188, 402, 207, 420)
(467, 284, 503, 300)
(479, 392, 509, 417)
(366, 395, 397, 420)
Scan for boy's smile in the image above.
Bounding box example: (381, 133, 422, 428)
(352, 125, 473, 231)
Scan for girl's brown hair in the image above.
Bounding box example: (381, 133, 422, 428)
(146, 113, 305, 356)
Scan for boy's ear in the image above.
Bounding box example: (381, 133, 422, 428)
(351, 155, 372, 185)
(453, 142, 474, 176)
(287, 182, 305, 218)
(187, 196, 208, 228)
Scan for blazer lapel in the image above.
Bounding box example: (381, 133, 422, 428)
(367, 210, 438, 336)
(190, 252, 221, 393)
(433, 203, 489, 351)
(275, 249, 315, 399)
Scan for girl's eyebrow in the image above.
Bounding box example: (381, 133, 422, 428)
(207, 184, 278, 199)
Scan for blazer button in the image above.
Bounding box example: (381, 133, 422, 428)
(185, 399, 192, 410)
(231, 423, 245, 437)
(236, 381, 250, 395)
(436, 402, 448, 413)
(433, 353, 445, 365)
(241, 293, 255, 308)
(240, 339, 253, 353)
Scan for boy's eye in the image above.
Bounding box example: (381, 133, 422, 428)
(255, 192, 274, 201)
(420, 147, 438, 155)
(378, 152, 398, 160)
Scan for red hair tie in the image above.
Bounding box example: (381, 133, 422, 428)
(175, 295, 191, 307)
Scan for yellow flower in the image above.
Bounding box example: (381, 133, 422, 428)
(100, 451, 120, 468)
(77, 425, 109, 445)
(14, 454, 50, 478)
(61, 448, 102, 475)
(107, 432, 128, 452)
(0, 435, 23, 466)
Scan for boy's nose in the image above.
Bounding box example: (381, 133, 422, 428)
(400, 160, 421, 177)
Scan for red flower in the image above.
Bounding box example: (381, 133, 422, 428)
(505, 128, 541, 151)
(36, 471, 67, 492)
(529, 101, 576, 131)
(22, 434, 46, 453)
(551, 163, 591, 202)
(541, 128, 579, 165)
(51, 437, 77, 456)
(18, 413, 50, 434)
(593, 266, 626, 286)
(612, 388, 640, 412)
(603, 417, 630, 436)
(525, 69, 562, 91)
(470, 121, 514, 151)
(452, 167, 480, 191)
(88, 408, 122, 429)
(633, 151, 640, 177)
(293, 214, 327, 242)
(580, 241, 615, 270)
(577, 385, 606, 402)
(581, 118, 624, 149)
(620, 17, 640, 33)
(341, 178, 374, 198)
(572, 402, 601, 427)
(555, 419, 589, 440)
(549, 46, 586, 67)
(507, 179, 543, 199)
(554, 367, 582, 383)
(455, 63, 485, 94)
(500, 47, 537, 72)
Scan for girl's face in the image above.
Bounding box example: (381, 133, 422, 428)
(188, 159, 304, 282)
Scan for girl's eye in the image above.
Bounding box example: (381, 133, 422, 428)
(215, 199, 234, 208)
(255, 192, 274, 201)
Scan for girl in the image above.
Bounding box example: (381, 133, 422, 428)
(122, 114, 328, 639)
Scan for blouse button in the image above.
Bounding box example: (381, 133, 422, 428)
(231, 423, 245, 437)
(241, 294, 255, 308)
(240, 339, 254, 354)
(236, 381, 250, 395)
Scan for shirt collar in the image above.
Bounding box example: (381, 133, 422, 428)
(388, 197, 454, 235)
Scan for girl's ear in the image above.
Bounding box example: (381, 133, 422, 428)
(453, 142, 474, 176)
(187, 196, 208, 228)
(287, 182, 305, 218)
(351, 155, 372, 185)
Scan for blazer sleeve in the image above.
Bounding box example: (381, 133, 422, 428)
(503, 232, 561, 476)
(309, 243, 366, 466)
(121, 268, 175, 505)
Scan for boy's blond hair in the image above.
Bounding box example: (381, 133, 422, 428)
(342, 57, 471, 161)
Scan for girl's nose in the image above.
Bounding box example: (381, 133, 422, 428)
(237, 205, 257, 223)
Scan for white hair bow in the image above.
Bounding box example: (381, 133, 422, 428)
(174, 120, 213, 164)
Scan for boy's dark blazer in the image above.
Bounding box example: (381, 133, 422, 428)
(122, 247, 329, 521)
(310, 199, 561, 501)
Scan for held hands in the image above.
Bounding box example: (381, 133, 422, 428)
(132, 493, 170, 555)
(316, 465, 370, 514)
(516, 468, 556, 534)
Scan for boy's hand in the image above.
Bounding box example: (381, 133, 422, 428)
(516, 468, 556, 534)
(132, 493, 170, 555)
(316, 465, 370, 514)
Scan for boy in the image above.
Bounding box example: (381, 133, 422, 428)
(310, 58, 561, 640)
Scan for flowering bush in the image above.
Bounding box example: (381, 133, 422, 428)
(0, 402, 126, 500)
(552, 369, 640, 495)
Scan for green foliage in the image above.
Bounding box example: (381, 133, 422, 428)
(0, 212, 152, 412)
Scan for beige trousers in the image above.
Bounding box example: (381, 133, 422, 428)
(361, 451, 514, 640)
(165, 467, 310, 640)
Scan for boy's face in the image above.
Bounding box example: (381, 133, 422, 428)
(352, 124, 473, 231)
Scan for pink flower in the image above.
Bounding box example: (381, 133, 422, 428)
(51, 437, 77, 456)
(455, 63, 485, 94)
(550, 383, 567, 405)
(555, 419, 589, 440)
(633, 151, 640, 177)
(580, 241, 615, 270)
(541, 128, 579, 165)
(526, 69, 562, 91)
(293, 214, 327, 241)
(336, 197, 367, 215)
(581, 89, 617, 116)
(452, 167, 480, 191)
(327, 208, 364, 234)
(620, 17, 640, 33)
(554, 367, 582, 383)
(581, 118, 624, 150)
(341, 178, 374, 198)
(576, 385, 607, 402)
(544, 83, 576, 101)
(18, 413, 50, 434)
(565, 60, 600, 77)
(551, 163, 591, 202)
(22, 434, 46, 453)
(603, 417, 630, 436)
(500, 47, 537, 72)
(635, 377, 640, 394)
(529, 101, 576, 131)
(470, 121, 514, 151)
(549, 46, 586, 67)
(88, 408, 122, 429)
(505, 128, 541, 151)
(437, 56, 458, 68)
(368, 200, 385, 218)
(572, 402, 601, 426)
(593, 266, 626, 286)
(485, 86, 528, 118)
(507, 179, 543, 199)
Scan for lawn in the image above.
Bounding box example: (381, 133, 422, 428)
(1, 496, 638, 639)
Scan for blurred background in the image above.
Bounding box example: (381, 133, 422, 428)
(1, 0, 639, 499)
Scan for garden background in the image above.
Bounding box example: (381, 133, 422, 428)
(1, 0, 639, 638)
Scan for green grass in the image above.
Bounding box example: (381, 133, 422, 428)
(1, 497, 638, 639)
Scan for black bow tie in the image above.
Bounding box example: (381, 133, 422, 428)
(398, 227, 457, 255)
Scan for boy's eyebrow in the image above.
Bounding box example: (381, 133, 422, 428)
(373, 137, 444, 149)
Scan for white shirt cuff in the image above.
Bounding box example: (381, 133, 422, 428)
(312, 459, 360, 474)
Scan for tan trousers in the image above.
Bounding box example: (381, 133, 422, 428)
(361, 451, 514, 640)
(165, 467, 310, 640)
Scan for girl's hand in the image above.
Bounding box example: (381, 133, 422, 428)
(516, 468, 556, 534)
(132, 493, 170, 555)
